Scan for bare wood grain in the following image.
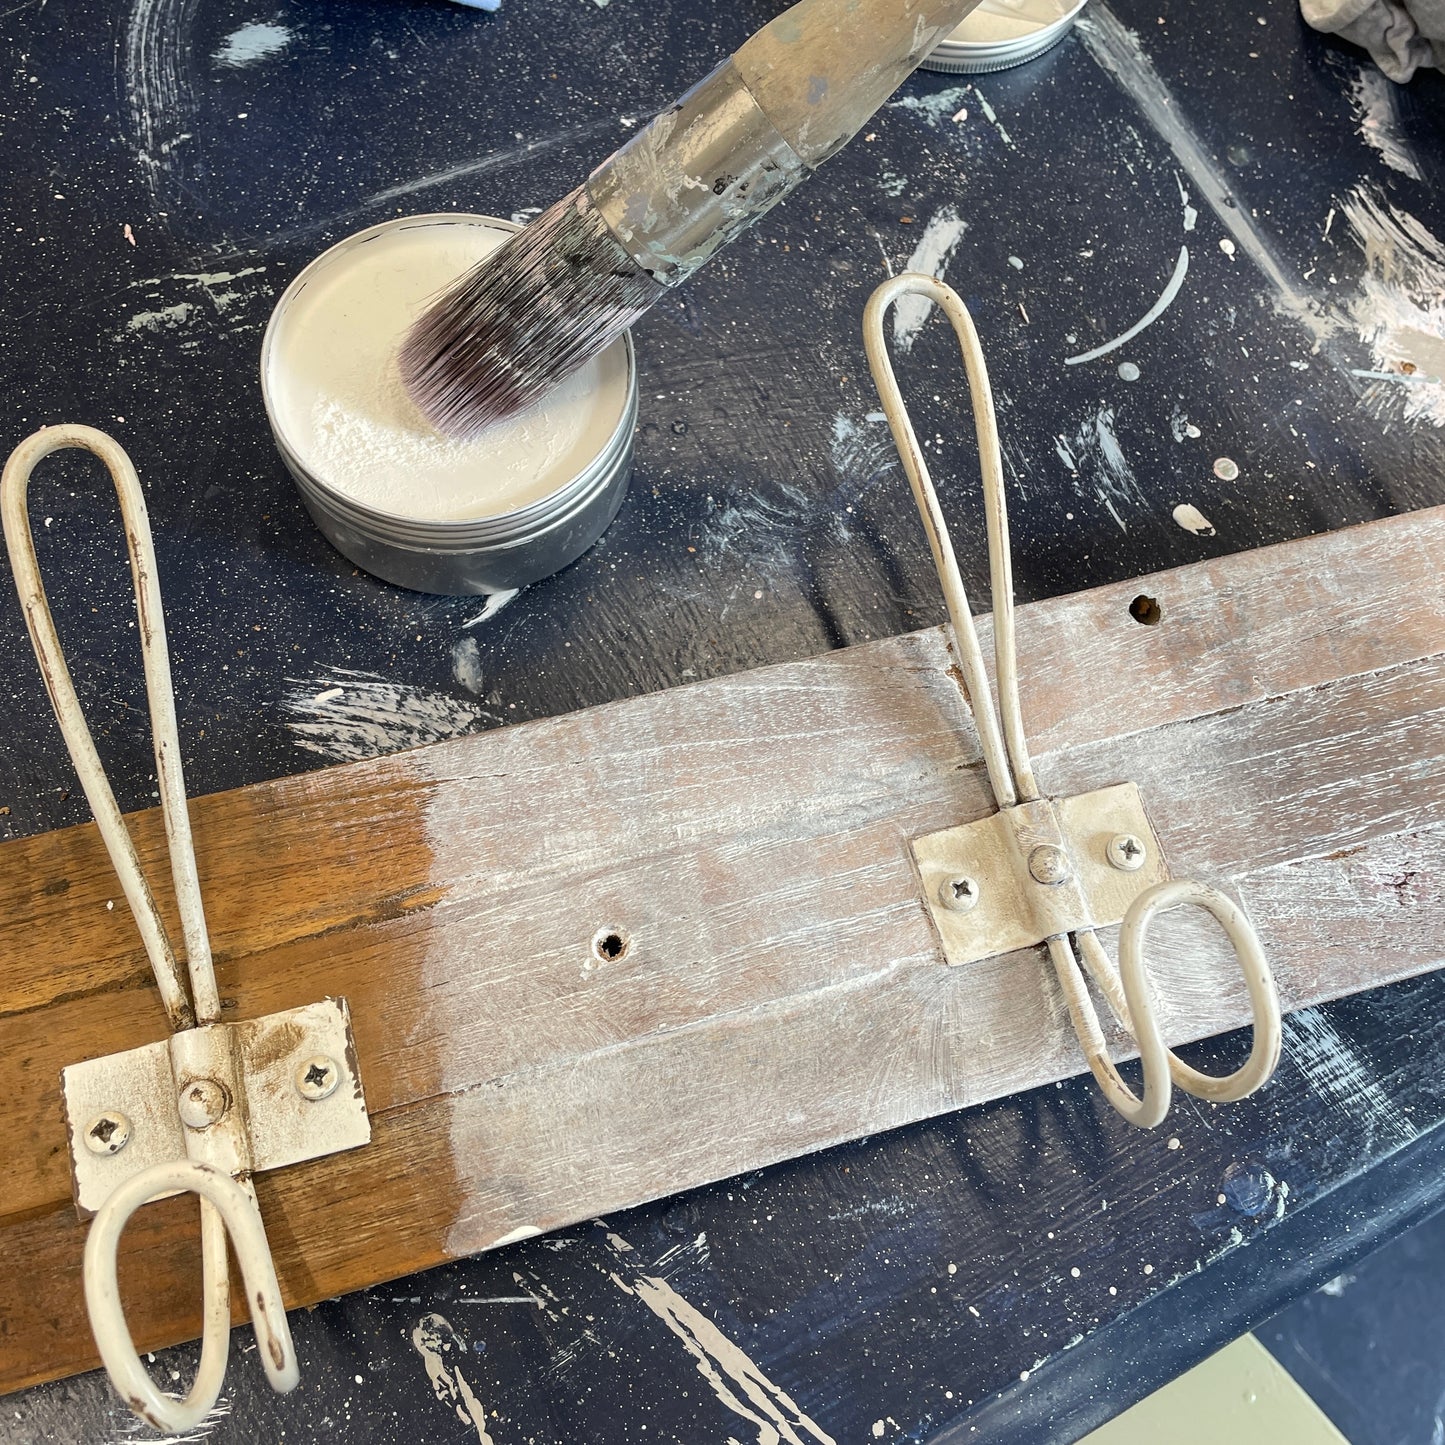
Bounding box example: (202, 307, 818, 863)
(0, 507, 1441, 1394)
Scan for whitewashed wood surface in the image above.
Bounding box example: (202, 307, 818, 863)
(0, 506, 1441, 1389)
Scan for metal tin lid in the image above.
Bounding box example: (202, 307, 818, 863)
(919, 0, 1088, 74)
(260, 214, 639, 594)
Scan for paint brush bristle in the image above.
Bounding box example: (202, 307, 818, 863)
(399, 186, 664, 437)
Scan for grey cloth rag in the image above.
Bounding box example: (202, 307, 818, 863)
(1302, 0, 1445, 79)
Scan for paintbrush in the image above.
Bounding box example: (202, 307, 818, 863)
(400, 0, 983, 436)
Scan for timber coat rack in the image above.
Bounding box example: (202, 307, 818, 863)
(0, 277, 1441, 1421)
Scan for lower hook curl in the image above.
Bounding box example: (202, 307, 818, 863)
(83, 1160, 298, 1433)
(1051, 881, 1283, 1129)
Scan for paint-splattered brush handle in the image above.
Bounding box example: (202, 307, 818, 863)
(399, 0, 990, 433)
(736, 0, 983, 163)
(589, 0, 982, 287)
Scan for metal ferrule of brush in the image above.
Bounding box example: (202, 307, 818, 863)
(586, 60, 810, 287)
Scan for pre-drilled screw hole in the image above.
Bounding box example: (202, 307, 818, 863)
(592, 929, 629, 963)
(1129, 594, 1162, 626)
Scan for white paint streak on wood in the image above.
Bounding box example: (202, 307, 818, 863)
(427, 825, 1443, 1262)
(1008, 508, 1445, 751)
(411, 1313, 496, 1445)
(405, 510, 1444, 1262)
(602, 1232, 835, 1445)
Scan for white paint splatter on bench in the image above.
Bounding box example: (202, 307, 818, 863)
(282, 666, 493, 762)
(412, 1313, 496, 1445)
(601, 1229, 836, 1445)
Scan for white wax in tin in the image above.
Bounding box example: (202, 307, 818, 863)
(946, 0, 1079, 43)
(266, 218, 630, 522)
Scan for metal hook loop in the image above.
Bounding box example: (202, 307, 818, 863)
(0, 423, 218, 1031)
(83, 1160, 298, 1433)
(1052, 883, 1283, 1128)
(863, 273, 1038, 811)
(2, 425, 309, 1422)
(863, 274, 1282, 1127)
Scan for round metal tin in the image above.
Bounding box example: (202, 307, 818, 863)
(919, 0, 1088, 74)
(260, 213, 638, 596)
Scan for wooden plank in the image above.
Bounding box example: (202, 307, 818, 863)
(4, 506, 1439, 1015)
(0, 507, 1442, 1394)
(2, 826, 1441, 1397)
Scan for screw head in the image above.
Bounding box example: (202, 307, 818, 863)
(1028, 844, 1072, 886)
(940, 876, 980, 912)
(178, 1078, 230, 1131)
(296, 1056, 340, 1101)
(83, 1111, 131, 1156)
(1107, 833, 1147, 872)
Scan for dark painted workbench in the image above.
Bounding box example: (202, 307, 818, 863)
(2, 0, 1443, 1439)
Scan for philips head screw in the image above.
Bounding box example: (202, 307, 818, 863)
(940, 876, 980, 912)
(296, 1056, 340, 1102)
(84, 1111, 131, 1156)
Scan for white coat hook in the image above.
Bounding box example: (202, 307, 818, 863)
(863, 276, 1283, 1128)
(84, 1161, 298, 1432)
(2, 426, 369, 1431)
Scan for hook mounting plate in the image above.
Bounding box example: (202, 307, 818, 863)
(914, 783, 1171, 966)
(62, 997, 370, 1216)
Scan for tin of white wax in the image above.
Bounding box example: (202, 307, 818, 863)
(919, 0, 1088, 73)
(260, 213, 638, 595)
